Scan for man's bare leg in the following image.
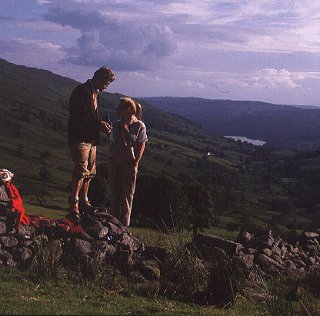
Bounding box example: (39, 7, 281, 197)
(70, 177, 83, 214)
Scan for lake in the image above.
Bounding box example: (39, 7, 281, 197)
(224, 136, 266, 146)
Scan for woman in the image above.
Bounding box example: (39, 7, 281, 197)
(108, 97, 148, 226)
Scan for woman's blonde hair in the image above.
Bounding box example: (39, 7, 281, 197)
(119, 97, 142, 120)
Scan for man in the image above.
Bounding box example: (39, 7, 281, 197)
(68, 67, 115, 216)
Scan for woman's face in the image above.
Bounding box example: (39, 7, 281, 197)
(117, 103, 133, 119)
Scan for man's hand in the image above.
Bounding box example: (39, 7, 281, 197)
(100, 121, 112, 133)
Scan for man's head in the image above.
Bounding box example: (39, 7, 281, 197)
(92, 67, 115, 91)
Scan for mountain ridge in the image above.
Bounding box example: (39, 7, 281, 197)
(142, 96, 320, 150)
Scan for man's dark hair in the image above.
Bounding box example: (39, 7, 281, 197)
(93, 67, 115, 81)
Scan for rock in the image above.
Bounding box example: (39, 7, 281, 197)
(32, 234, 49, 250)
(92, 240, 109, 261)
(0, 249, 13, 262)
(284, 260, 297, 271)
(243, 247, 256, 255)
(12, 247, 33, 263)
(118, 232, 144, 254)
(105, 222, 125, 235)
(302, 232, 319, 240)
(306, 244, 320, 254)
(142, 246, 170, 262)
(111, 249, 133, 274)
(19, 240, 33, 248)
(85, 225, 109, 240)
(261, 248, 272, 256)
(258, 236, 275, 249)
(73, 238, 92, 255)
(193, 233, 243, 256)
(272, 246, 281, 256)
(270, 254, 283, 264)
(19, 225, 36, 236)
(294, 259, 306, 268)
(0, 221, 6, 235)
(280, 246, 287, 259)
(236, 231, 252, 246)
(0, 236, 19, 248)
(307, 256, 316, 266)
(196, 245, 227, 262)
(137, 259, 161, 281)
(235, 254, 254, 270)
(106, 244, 117, 257)
(256, 254, 285, 272)
(6, 258, 17, 268)
(129, 270, 147, 283)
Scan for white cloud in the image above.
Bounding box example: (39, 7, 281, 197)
(0, 38, 64, 66)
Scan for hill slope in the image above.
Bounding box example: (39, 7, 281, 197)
(142, 97, 320, 150)
(0, 58, 245, 213)
(2, 58, 320, 235)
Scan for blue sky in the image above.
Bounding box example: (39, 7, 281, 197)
(1, 0, 320, 106)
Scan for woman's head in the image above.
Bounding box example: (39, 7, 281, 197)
(118, 97, 142, 120)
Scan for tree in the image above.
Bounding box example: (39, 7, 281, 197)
(181, 181, 216, 235)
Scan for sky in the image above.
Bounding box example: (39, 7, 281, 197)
(1, 0, 320, 106)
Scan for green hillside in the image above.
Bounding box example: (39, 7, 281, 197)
(1, 58, 320, 236)
(0, 58, 245, 217)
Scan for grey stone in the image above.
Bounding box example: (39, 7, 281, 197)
(0, 249, 13, 262)
(19, 225, 35, 236)
(243, 247, 256, 255)
(270, 254, 283, 264)
(119, 232, 144, 254)
(106, 244, 117, 257)
(129, 270, 147, 283)
(236, 254, 254, 270)
(142, 246, 170, 262)
(73, 238, 92, 255)
(294, 259, 307, 268)
(284, 260, 297, 270)
(197, 245, 227, 262)
(193, 233, 243, 256)
(6, 258, 17, 268)
(32, 234, 49, 250)
(302, 232, 319, 239)
(19, 240, 33, 248)
(0, 221, 6, 235)
(257, 254, 285, 271)
(236, 231, 252, 246)
(261, 248, 272, 256)
(138, 259, 161, 281)
(306, 244, 320, 254)
(84, 225, 109, 240)
(12, 247, 33, 262)
(0, 236, 18, 248)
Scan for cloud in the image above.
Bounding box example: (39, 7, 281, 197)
(44, 7, 177, 70)
(0, 38, 64, 66)
(251, 68, 302, 88)
(184, 80, 205, 89)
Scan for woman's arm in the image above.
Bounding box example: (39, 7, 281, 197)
(134, 142, 146, 166)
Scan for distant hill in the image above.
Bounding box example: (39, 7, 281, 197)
(142, 97, 320, 150)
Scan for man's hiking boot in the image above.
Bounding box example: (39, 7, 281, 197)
(68, 197, 80, 216)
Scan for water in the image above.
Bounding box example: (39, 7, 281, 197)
(224, 136, 266, 146)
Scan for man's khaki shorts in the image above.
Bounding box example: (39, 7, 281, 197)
(69, 142, 97, 180)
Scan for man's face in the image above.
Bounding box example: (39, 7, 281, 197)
(96, 76, 114, 91)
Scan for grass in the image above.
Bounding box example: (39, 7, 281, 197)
(0, 266, 260, 315)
